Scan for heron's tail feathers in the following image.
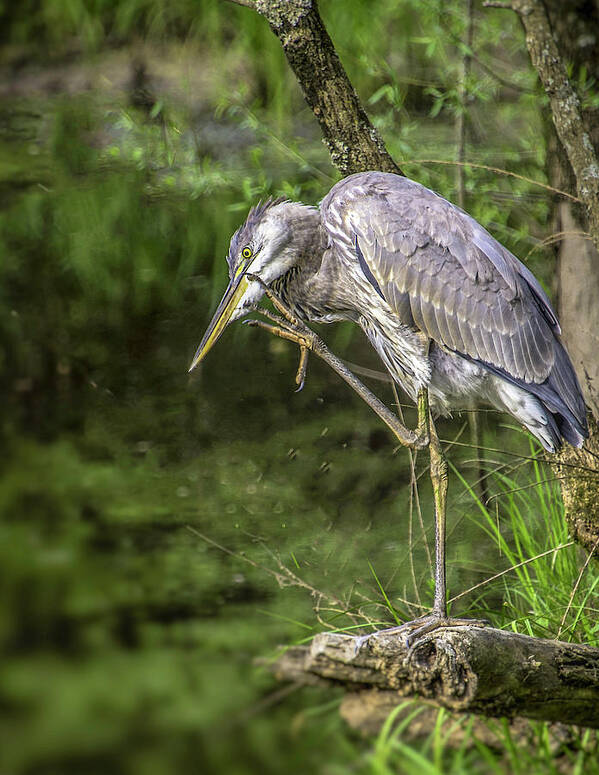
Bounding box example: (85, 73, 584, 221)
(526, 340, 588, 450)
(490, 342, 588, 452)
(492, 378, 561, 452)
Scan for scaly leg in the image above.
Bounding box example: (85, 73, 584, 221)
(354, 414, 487, 651)
(399, 415, 486, 644)
(431, 412, 448, 618)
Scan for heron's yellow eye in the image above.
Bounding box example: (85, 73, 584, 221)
(241, 246, 253, 260)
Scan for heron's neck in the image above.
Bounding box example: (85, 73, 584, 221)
(270, 217, 331, 321)
(272, 230, 361, 325)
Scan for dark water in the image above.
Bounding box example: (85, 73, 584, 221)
(0, 94, 539, 774)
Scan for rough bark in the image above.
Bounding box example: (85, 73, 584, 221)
(486, 0, 599, 554)
(498, 0, 599, 251)
(535, 0, 599, 553)
(269, 627, 599, 732)
(231, 0, 400, 175)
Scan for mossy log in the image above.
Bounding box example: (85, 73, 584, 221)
(268, 626, 599, 732)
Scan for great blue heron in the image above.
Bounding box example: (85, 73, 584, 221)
(189, 171, 588, 638)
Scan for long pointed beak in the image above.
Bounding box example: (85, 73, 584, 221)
(188, 273, 250, 372)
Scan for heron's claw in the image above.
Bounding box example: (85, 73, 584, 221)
(244, 317, 313, 393)
(351, 614, 488, 657)
(295, 346, 309, 392)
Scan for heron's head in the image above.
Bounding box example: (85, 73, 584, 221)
(189, 198, 319, 371)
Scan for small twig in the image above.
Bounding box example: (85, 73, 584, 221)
(342, 360, 393, 384)
(470, 49, 533, 95)
(522, 230, 593, 264)
(435, 1, 532, 95)
(403, 158, 582, 203)
(448, 542, 575, 604)
(442, 438, 599, 474)
(483, 1, 514, 9)
(186, 526, 372, 627)
(557, 535, 599, 639)
(485, 475, 571, 503)
(225, 0, 257, 8)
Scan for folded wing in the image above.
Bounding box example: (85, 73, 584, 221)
(321, 171, 586, 436)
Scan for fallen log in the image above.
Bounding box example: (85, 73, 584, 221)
(268, 625, 599, 731)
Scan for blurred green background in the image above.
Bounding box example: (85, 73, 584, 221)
(1, 1, 598, 773)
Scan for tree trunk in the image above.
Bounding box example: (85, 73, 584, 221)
(234, 1, 401, 176)
(542, 0, 599, 555)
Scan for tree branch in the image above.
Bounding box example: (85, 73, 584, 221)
(269, 626, 599, 732)
(232, 0, 400, 175)
(487, 0, 599, 250)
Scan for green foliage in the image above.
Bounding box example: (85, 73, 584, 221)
(457, 444, 599, 644)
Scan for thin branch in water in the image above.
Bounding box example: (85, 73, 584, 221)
(258, 539, 364, 627)
(186, 526, 371, 627)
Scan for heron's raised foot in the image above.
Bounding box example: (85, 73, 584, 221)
(353, 614, 488, 655)
(244, 273, 430, 451)
(244, 272, 317, 390)
(244, 309, 314, 390)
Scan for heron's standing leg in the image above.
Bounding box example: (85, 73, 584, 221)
(396, 409, 488, 646)
(429, 413, 448, 619)
(352, 404, 487, 651)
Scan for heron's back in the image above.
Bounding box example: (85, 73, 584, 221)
(316, 171, 587, 450)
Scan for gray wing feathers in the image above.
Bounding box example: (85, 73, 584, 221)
(321, 171, 558, 385)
